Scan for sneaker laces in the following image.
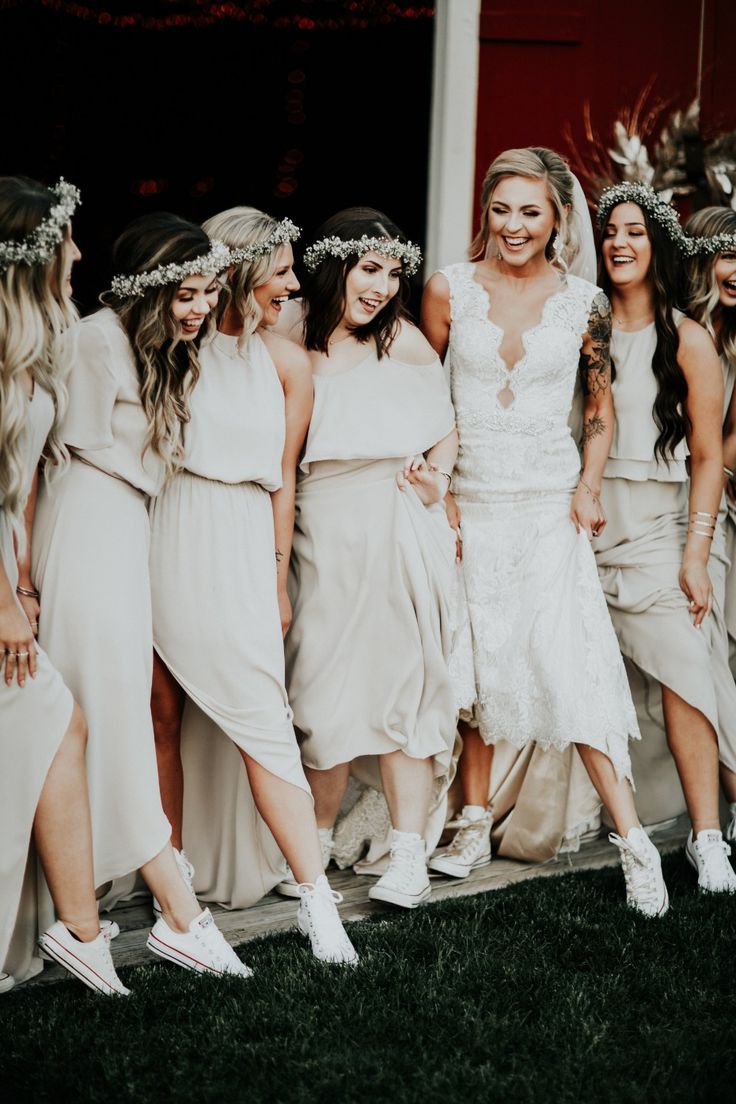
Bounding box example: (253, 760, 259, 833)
(609, 834, 660, 910)
(443, 819, 488, 860)
(193, 916, 238, 972)
(696, 834, 735, 886)
(298, 882, 353, 954)
(384, 842, 425, 890)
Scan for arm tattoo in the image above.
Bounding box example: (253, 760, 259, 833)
(580, 292, 612, 398)
(275, 549, 284, 563)
(582, 414, 606, 443)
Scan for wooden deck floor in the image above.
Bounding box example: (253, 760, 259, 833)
(26, 815, 690, 987)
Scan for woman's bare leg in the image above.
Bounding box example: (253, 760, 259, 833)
(575, 743, 639, 836)
(140, 844, 201, 933)
(378, 750, 433, 835)
(304, 762, 351, 831)
(661, 686, 720, 834)
(151, 652, 186, 851)
(458, 722, 493, 808)
(243, 753, 325, 883)
(33, 703, 99, 941)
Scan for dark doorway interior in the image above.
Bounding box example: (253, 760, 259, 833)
(1, 5, 434, 311)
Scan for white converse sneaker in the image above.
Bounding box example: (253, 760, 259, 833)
(686, 829, 736, 892)
(147, 908, 253, 978)
(276, 828, 334, 899)
(38, 922, 130, 995)
(152, 847, 196, 917)
(368, 830, 430, 909)
(429, 807, 492, 878)
(609, 826, 669, 918)
(725, 803, 736, 844)
(296, 875, 358, 965)
(0, 973, 15, 995)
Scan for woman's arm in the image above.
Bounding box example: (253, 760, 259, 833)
(677, 319, 725, 626)
(0, 556, 37, 687)
(263, 333, 313, 637)
(420, 272, 451, 361)
(571, 291, 614, 538)
(15, 466, 41, 636)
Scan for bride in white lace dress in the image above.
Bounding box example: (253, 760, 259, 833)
(422, 147, 667, 916)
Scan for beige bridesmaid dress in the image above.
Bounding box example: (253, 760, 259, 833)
(32, 309, 171, 904)
(710, 353, 736, 677)
(594, 321, 736, 824)
(1, 384, 74, 983)
(286, 346, 458, 860)
(149, 331, 310, 907)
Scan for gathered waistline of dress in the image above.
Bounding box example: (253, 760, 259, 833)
(178, 468, 274, 492)
(70, 452, 147, 498)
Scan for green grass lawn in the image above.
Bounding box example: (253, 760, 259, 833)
(1, 854, 735, 1104)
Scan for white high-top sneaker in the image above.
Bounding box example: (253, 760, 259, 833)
(152, 848, 196, 917)
(276, 828, 334, 898)
(296, 875, 358, 964)
(686, 829, 736, 892)
(368, 829, 430, 909)
(429, 806, 492, 878)
(609, 826, 669, 918)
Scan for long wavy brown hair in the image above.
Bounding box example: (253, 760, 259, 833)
(598, 202, 689, 462)
(101, 212, 218, 471)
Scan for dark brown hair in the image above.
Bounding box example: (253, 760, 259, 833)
(302, 207, 412, 358)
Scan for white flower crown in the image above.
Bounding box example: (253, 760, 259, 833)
(303, 234, 422, 276)
(109, 239, 232, 299)
(0, 178, 80, 273)
(681, 230, 736, 257)
(227, 217, 301, 266)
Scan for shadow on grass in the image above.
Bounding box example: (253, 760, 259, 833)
(1, 855, 735, 1103)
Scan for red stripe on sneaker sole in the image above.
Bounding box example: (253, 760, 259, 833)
(146, 931, 224, 975)
(39, 934, 122, 995)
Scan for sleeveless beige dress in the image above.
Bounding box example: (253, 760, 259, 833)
(594, 321, 736, 824)
(286, 346, 458, 859)
(1, 384, 74, 983)
(32, 309, 172, 905)
(149, 331, 310, 908)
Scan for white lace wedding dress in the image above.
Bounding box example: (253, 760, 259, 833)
(444, 263, 639, 782)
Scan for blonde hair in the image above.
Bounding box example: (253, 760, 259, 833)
(100, 212, 218, 473)
(0, 177, 75, 554)
(471, 146, 580, 269)
(203, 207, 287, 351)
(685, 206, 736, 372)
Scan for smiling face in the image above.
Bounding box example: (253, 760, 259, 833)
(253, 243, 300, 327)
(601, 202, 653, 290)
(714, 249, 736, 310)
(487, 176, 558, 267)
(341, 250, 402, 328)
(171, 272, 220, 340)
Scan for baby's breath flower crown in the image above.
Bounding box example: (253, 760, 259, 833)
(0, 178, 80, 273)
(681, 230, 736, 257)
(303, 235, 422, 277)
(109, 239, 231, 300)
(597, 182, 685, 246)
(227, 218, 301, 266)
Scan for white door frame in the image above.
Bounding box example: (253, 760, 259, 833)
(425, 0, 481, 276)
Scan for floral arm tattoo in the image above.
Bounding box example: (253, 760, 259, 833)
(580, 292, 612, 442)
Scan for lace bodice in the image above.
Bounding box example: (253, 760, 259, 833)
(441, 263, 599, 501)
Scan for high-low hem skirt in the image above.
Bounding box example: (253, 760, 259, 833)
(595, 477, 736, 815)
(150, 472, 310, 909)
(1, 520, 74, 983)
(33, 459, 171, 902)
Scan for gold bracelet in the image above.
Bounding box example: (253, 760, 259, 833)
(724, 465, 735, 480)
(578, 477, 600, 501)
(688, 527, 714, 540)
(429, 465, 452, 488)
